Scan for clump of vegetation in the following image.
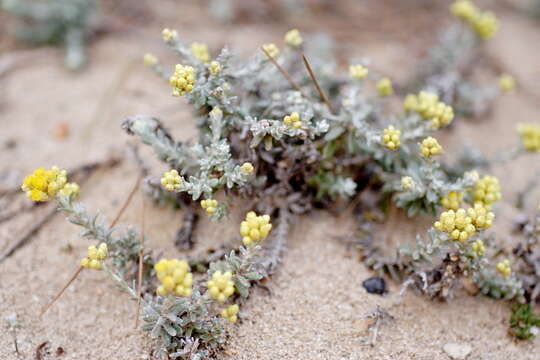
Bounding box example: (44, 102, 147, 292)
(509, 304, 540, 339)
(24, 1, 540, 358)
(1, 0, 97, 69)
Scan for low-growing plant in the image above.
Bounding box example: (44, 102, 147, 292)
(25, 1, 540, 358)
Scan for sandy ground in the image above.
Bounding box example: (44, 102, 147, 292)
(1, 1, 540, 359)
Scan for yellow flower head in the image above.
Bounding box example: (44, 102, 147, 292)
(240, 162, 254, 174)
(21, 166, 69, 202)
(220, 304, 240, 323)
(162, 28, 178, 42)
(471, 239, 485, 256)
(154, 259, 193, 296)
(349, 64, 368, 79)
(262, 43, 280, 58)
(451, 0, 479, 22)
(240, 211, 272, 246)
(472, 11, 498, 40)
(283, 112, 302, 129)
(401, 176, 414, 190)
(382, 125, 401, 150)
(80, 243, 108, 270)
(517, 123, 540, 152)
(376, 77, 393, 96)
(207, 270, 235, 302)
(284, 29, 303, 47)
(161, 169, 182, 191)
(474, 175, 501, 206)
(191, 42, 210, 63)
(498, 74, 515, 92)
(209, 61, 222, 74)
(434, 208, 476, 242)
(143, 53, 158, 67)
(467, 202, 495, 229)
(404, 91, 453, 129)
(201, 199, 218, 214)
(441, 191, 463, 210)
(496, 259, 511, 277)
(420, 137, 443, 157)
(170, 64, 196, 96)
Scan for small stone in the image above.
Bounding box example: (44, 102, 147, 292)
(443, 342, 472, 359)
(362, 276, 386, 295)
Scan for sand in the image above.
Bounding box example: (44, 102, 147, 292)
(1, 1, 540, 359)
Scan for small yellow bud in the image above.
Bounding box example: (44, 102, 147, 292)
(284, 29, 303, 47)
(420, 137, 443, 157)
(143, 53, 158, 67)
(498, 74, 515, 92)
(283, 112, 301, 129)
(240, 211, 272, 246)
(381, 125, 401, 150)
(471, 239, 485, 256)
(209, 61, 222, 74)
(401, 176, 414, 190)
(161, 169, 182, 191)
(376, 77, 393, 96)
(496, 259, 511, 277)
(207, 270, 235, 301)
(162, 28, 178, 42)
(262, 43, 280, 58)
(240, 162, 254, 174)
(221, 304, 240, 323)
(191, 42, 210, 63)
(154, 258, 192, 296)
(517, 123, 540, 152)
(349, 64, 368, 79)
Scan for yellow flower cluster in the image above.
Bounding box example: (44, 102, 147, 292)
(404, 91, 454, 129)
(143, 53, 157, 67)
(381, 125, 401, 150)
(468, 202, 495, 229)
(240, 211, 272, 246)
(471, 239, 485, 256)
(161, 169, 182, 191)
(207, 270, 235, 302)
(21, 166, 77, 202)
(420, 137, 443, 157)
(517, 123, 540, 152)
(474, 175, 501, 206)
(450, 1, 497, 39)
(80, 243, 108, 270)
(162, 28, 178, 42)
(220, 304, 240, 323)
(349, 64, 368, 79)
(191, 42, 210, 63)
(209, 61, 221, 74)
(376, 77, 393, 96)
(154, 259, 193, 296)
(496, 259, 511, 277)
(498, 74, 515, 92)
(401, 176, 414, 190)
(451, 0, 478, 21)
(441, 191, 463, 210)
(262, 43, 280, 58)
(284, 29, 303, 47)
(283, 112, 302, 129)
(170, 64, 195, 97)
(240, 162, 254, 174)
(201, 199, 218, 214)
(472, 11, 498, 40)
(434, 208, 476, 242)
